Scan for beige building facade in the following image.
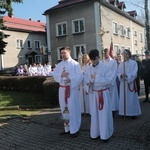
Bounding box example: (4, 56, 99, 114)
(0, 16, 47, 70)
(101, 3, 145, 56)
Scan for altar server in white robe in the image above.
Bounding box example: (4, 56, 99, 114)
(84, 49, 114, 142)
(117, 49, 141, 118)
(45, 61, 53, 76)
(80, 54, 91, 115)
(104, 48, 119, 117)
(53, 46, 83, 138)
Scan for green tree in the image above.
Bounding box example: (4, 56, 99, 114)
(0, 0, 23, 55)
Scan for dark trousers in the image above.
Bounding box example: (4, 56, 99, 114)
(144, 79, 150, 99)
(136, 77, 140, 96)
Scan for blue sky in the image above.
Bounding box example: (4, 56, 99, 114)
(12, 0, 146, 23)
(12, 0, 60, 22)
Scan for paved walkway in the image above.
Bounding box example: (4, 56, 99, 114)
(0, 82, 150, 150)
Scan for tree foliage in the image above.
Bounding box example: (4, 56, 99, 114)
(0, 0, 23, 55)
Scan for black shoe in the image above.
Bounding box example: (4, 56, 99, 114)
(71, 131, 79, 138)
(101, 139, 109, 143)
(59, 131, 70, 135)
(91, 136, 100, 140)
(131, 116, 137, 120)
(143, 99, 149, 103)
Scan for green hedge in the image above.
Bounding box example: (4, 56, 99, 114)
(43, 77, 59, 105)
(0, 76, 59, 106)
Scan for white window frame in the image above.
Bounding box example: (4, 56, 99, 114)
(56, 22, 67, 36)
(34, 40, 41, 49)
(139, 32, 143, 42)
(113, 21, 118, 35)
(72, 18, 85, 34)
(134, 30, 137, 36)
(27, 39, 32, 49)
(135, 49, 138, 54)
(121, 45, 125, 51)
(126, 27, 130, 39)
(35, 55, 42, 63)
(120, 24, 125, 37)
(134, 39, 138, 45)
(16, 39, 24, 49)
(73, 44, 86, 59)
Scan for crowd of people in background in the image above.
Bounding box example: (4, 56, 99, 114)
(14, 61, 54, 77)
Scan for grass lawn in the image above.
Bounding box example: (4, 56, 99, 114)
(0, 90, 49, 107)
(0, 109, 42, 118)
(0, 90, 51, 118)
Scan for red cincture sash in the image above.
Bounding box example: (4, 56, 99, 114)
(60, 85, 70, 104)
(92, 88, 108, 110)
(128, 80, 137, 93)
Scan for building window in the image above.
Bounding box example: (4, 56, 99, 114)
(114, 45, 119, 56)
(72, 18, 85, 34)
(27, 39, 32, 49)
(134, 30, 137, 36)
(34, 40, 41, 49)
(16, 39, 24, 49)
(121, 45, 125, 51)
(126, 27, 130, 39)
(135, 50, 138, 54)
(120, 24, 125, 36)
(140, 33, 143, 42)
(73, 44, 86, 59)
(113, 22, 118, 35)
(56, 22, 67, 36)
(134, 40, 138, 45)
(35, 55, 41, 63)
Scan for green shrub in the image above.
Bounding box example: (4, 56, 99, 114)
(0, 76, 47, 92)
(0, 76, 60, 107)
(43, 77, 59, 106)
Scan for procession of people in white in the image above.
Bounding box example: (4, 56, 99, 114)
(52, 46, 141, 141)
(15, 61, 53, 77)
(15, 46, 141, 141)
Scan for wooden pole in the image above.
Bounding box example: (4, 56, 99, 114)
(123, 51, 126, 120)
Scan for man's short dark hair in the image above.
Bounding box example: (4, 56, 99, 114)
(104, 48, 109, 53)
(124, 49, 132, 58)
(89, 49, 99, 60)
(144, 50, 150, 55)
(60, 46, 71, 52)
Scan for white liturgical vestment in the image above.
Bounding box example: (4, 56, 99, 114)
(53, 57, 83, 134)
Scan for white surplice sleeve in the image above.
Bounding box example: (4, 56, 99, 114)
(126, 60, 138, 83)
(52, 63, 63, 84)
(69, 63, 83, 89)
(84, 66, 92, 94)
